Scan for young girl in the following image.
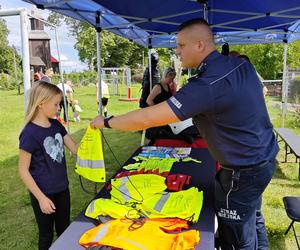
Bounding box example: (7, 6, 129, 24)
(18, 81, 78, 250)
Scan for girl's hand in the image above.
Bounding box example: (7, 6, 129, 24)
(38, 196, 56, 214)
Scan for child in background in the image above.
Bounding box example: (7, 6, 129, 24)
(72, 99, 83, 122)
(18, 81, 78, 250)
(96, 80, 110, 117)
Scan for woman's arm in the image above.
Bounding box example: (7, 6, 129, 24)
(18, 149, 56, 214)
(64, 134, 79, 155)
(146, 85, 162, 106)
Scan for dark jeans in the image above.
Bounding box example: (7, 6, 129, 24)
(215, 159, 275, 250)
(30, 189, 70, 250)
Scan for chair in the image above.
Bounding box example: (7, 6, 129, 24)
(283, 196, 300, 249)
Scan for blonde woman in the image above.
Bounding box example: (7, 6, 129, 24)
(146, 67, 176, 106)
(18, 81, 78, 250)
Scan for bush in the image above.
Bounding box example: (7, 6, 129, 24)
(0, 73, 19, 90)
(52, 71, 98, 86)
(288, 77, 300, 103)
(132, 73, 143, 84)
(292, 95, 300, 126)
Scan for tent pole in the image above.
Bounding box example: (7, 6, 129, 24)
(141, 42, 153, 146)
(19, 9, 31, 112)
(281, 43, 288, 128)
(203, 1, 209, 22)
(96, 12, 103, 115)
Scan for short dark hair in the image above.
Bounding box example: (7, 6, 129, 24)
(238, 54, 251, 63)
(178, 18, 209, 31)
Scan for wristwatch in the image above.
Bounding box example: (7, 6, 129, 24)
(104, 115, 114, 128)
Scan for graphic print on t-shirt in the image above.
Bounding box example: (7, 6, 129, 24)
(43, 133, 64, 163)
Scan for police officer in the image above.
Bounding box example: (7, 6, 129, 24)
(90, 18, 278, 250)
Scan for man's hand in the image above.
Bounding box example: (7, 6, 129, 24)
(90, 115, 104, 129)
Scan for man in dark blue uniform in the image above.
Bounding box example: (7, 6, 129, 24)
(91, 18, 278, 249)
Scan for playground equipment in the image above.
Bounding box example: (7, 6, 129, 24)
(101, 67, 139, 101)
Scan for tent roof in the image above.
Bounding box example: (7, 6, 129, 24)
(24, 0, 300, 47)
(51, 56, 59, 63)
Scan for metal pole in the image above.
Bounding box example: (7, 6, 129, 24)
(148, 49, 153, 91)
(20, 9, 31, 112)
(188, 68, 192, 78)
(281, 43, 288, 128)
(142, 50, 145, 68)
(203, 2, 209, 22)
(13, 49, 17, 80)
(96, 12, 102, 115)
(54, 27, 70, 133)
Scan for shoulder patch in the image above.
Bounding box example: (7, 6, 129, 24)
(169, 96, 182, 109)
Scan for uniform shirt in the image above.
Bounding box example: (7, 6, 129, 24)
(167, 50, 279, 166)
(19, 119, 68, 194)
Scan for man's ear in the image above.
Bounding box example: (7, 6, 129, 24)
(196, 40, 205, 52)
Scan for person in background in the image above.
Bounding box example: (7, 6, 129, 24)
(90, 18, 278, 250)
(71, 99, 82, 122)
(18, 81, 78, 250)
(57, 80, 74, 124)
(239, 54, 268, 97)
(221, 43, 230, 56)
(169, 71, 177, 95)
(41, 68, 54, 83)
(96, 80, 110, 117)
(139, 51, 161, 108)
(228, 50, 240, 57)
(34, 72, 41, 82)
(146, 67, 176, 106)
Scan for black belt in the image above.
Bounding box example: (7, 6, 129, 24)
(221, 160, 269, 172)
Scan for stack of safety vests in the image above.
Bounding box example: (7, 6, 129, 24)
(79, 146, 203, 249)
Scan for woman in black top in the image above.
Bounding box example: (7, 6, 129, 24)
(146, 67, 176, 106)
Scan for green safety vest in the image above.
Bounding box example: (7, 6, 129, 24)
(75, 126, 106, 182)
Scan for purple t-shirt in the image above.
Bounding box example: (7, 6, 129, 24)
(19, 119, 68, 195)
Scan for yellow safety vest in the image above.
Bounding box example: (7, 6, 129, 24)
(79, 218, 200, 250)
(75, 126, 105, 182)
(110, 174, 167, 204)
(85, 174, 203, 222)
(85, 198, 141, 219)
(141, 187, 203, 223)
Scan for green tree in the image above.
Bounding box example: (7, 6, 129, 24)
(47, 13, 170, 70)
(0, 18, 22, 89)
(227, 42, 300, 80)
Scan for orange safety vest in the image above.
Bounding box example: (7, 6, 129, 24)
(80, 218, 200, 250)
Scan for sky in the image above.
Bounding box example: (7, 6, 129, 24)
(0, 0, 88, 73)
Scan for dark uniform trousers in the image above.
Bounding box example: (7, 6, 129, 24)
(215, 159, 275, 250)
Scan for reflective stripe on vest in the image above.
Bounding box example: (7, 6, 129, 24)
(119, 177, 131, 202)
(88, 200, 95, 214)
(77, 156, 105, 169)
(93, 223, 109, 242)
(153, 192, 171, 212)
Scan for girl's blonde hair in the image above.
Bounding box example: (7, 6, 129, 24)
(25, 81, 62, 125)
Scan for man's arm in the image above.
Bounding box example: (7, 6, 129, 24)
(90, 101, 180, 131)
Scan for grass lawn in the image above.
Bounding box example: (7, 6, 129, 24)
(0, 88, 300, 249)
